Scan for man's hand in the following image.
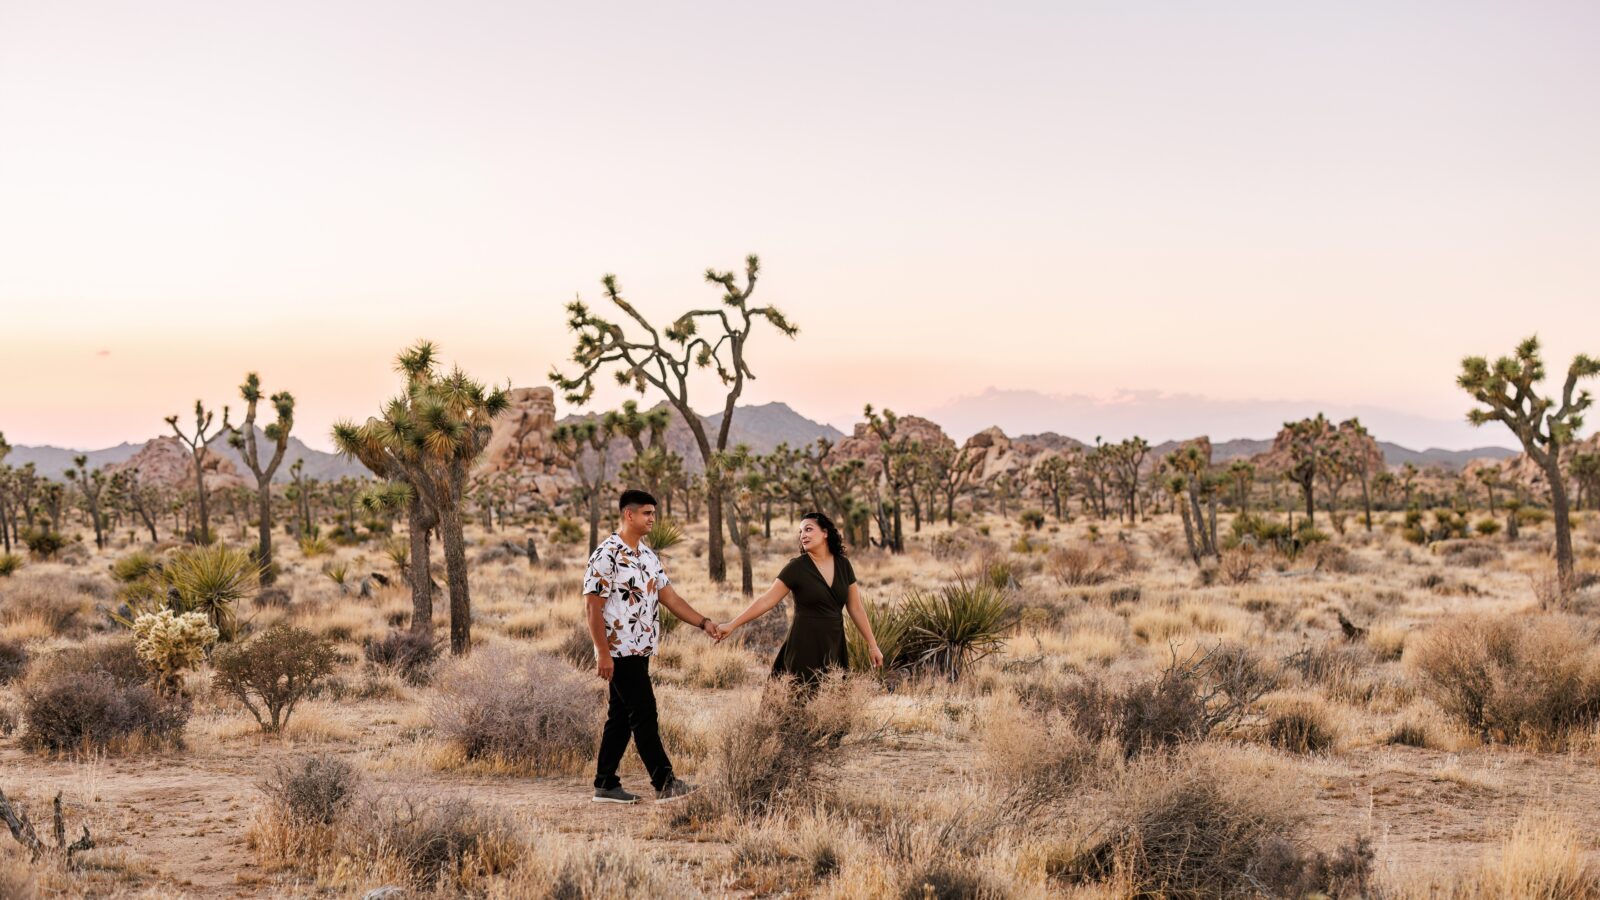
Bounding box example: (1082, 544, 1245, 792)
(699, 618, 724, 641)
(596, 652, 614, 682)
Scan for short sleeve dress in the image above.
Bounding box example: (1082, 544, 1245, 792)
(771, 553, 857, 683)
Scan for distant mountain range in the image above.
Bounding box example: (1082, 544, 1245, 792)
(11, 402, 1515, 482)
(8, 427, 369, 483)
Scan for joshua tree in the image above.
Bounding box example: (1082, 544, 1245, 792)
(1399, 462, 1419, 509)
(1078, 441, 1112, 519)
(1277, 414, 1335, 528)
(1032, 453, 1075, 521)
(228, 373, 295, 582)
(798, 438, 872, 550)
(551, 414, 619, 554)
(109, 468, 162, 542)
(1104, 437, 1151, 523)
(710, 444, 766, 595)
(1572, 452, 1600, 511)
(863, 405, 919, 553)
(64, 455, 109, 549)
(1227, 460, 1255, 513)
(1459, 336, 1598, 582)
(335, 341, 508, 654)
(928, 441, 981, 525)
(551, 255, 798, 584)
(1475, 466, 1503, 514)
(166, 400, 232, 543)
(1165, 446, 1218, 561)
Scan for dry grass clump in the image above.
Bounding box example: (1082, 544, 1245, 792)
(1048, 542, 1137, 586)
(1260, 692, 1341, 754)
(1059, 749, 1372, 897)
(664, 642, 754, 689)
(430, 645, 599, 774)
(1400, 812, 1600, 899)
(21, 670, 187, 755)
(259, 752, 363, 826)
(0, 572, 93, 639)
(698, 676, 868, 820)
(979, 696, 1109, 798)
(363, 628, 442, 685)
(1407, 614, 1600, 746)
(0, 637, 27, 684)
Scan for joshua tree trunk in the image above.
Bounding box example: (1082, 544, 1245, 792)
(1360, 474, 1374, 532)
(1177, 499, 1200, 565)
(407, 498, 437, 636)
(191, 465, 209, 542)
(1545, 458, 1576, 582)
(1300, 480, 1315, 527)
(726, 505, 754, 596)
(439, 503, 472, 654)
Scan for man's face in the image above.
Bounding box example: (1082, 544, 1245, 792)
(624, 504, 657, 532)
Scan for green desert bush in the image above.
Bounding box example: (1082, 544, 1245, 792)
(214, 625, 338, 733)
(116, 543, 259, 641)
(899, 580, 1013, 681)
(0, 552, 20, 577)
(430, 646, 599, 772)
(1407, 614, 1600, 746)
(19, 528, 64, 559)
(847, 599, 910, 674)
(110, 550, 158, 583)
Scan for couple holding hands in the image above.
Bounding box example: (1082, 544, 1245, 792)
(582, 489, 884, 804)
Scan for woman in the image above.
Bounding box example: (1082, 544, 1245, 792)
(718, 511, 884, 682)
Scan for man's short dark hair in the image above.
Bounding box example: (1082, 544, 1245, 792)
(619, 489, 658, 511)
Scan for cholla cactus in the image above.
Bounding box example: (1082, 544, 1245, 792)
(132, 609, 218, 692)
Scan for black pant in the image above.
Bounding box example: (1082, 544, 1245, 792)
(594, 655, 674, 791)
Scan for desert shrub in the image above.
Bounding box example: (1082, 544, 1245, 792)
(928, 528, 995, 563)
(0, 704, 16, 736)
(1306, 541, 1359, 574)
(0, 638, 26, 684)
(431, 646, 598, 772)
(260, 753, 363, 826)
(1456, 812, 1600, 899)
(1217, 545, 1261, 584)
(110, 550, 158, 583)
(1407, 614, 1600, 745)
(899, 580, 1013, 681)
(550, 517, 585, 545)
(0, 553, 20, 577)
(1261, 693, 1340, 753)
(846, 599, 910, 674)
(1019, 509, 1045, 530)
(1063, 750, 1371, 897)
(1048, 543, 1136, 587)
(0, 573, 90, 636)
(360, 795, 519, 890)
(1475, 518, 1502, 537)
(21, 670, 188, 753)
(130, 608, 218, 692)
(704, 677, 863, 818)
(363, 629, 442, 685)
(645, 518, 685, 553)
(1438, 539, 1502, 568)
(558, 621, 597, 670)
(673, 644, 753, 689)
(980, 699, 1104, 801)
(35, 636, 148, 687)
(19, 528, 64, 559)
(298, 535, 331, 557)
(161, 543, 258, 641)
(214, 625, 338, 733)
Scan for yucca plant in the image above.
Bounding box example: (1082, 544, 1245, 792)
(846, 599, 909, 674)
(323, 561, 350, 590)
(299, 535, 331, 557)
(162, 543, 259, 641)
(382, 534, 410, 574)
(0, 553, 21, 578)
(899, 579, 1014, 682)
(645, 518, 685, 553)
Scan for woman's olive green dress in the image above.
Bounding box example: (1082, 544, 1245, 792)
(771, 553, 856, 683)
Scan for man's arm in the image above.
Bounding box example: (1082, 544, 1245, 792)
(658, 584, 720, 639)
(585, 593, 614, 681)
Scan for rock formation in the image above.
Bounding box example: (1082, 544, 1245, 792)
(107, 436, 250, 493)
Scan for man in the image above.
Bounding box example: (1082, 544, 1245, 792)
(584, 488, 722, 804)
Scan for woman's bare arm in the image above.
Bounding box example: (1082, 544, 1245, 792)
(845, 583, 884, 667)
(723, 579, 791, 632)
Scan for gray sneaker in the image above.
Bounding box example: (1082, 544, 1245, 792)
(654, 777, 698, 804)
(592, 785, 641, 804)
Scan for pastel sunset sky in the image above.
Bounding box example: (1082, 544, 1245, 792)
(2, 2, 1596, 451)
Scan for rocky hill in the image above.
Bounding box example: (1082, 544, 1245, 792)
(10, 429, 368, 483)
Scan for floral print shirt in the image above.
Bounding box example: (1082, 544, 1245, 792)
(583, 532, 671, 658)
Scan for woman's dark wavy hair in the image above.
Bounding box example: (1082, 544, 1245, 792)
(800, 511, 847, 558)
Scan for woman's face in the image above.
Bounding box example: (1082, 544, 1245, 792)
(798, 519, 825, 553)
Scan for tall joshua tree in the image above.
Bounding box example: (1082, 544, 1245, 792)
(335, 341, 508, 654)
(1033, 453, 1075, 522)
(711, 443, 765, 596)
(64, 455, 108, 549)
(166, 400, 231, 543)
(228, 373, 295, 583)
(1459, 336, 1597, 582)
(551, 255, 799, 583)
(551, 414, 619, 554)
(1277, 414, 1334, 528)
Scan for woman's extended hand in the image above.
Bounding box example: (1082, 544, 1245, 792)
(868, 645, 884, 669)
(715, 622, 737, 644)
